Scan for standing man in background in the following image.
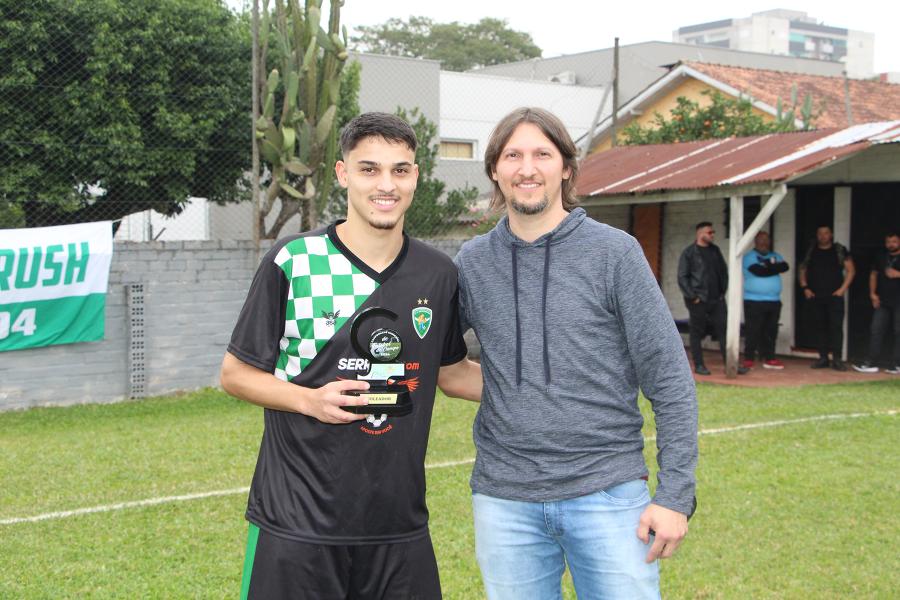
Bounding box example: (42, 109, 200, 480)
(742, 231, 789, 370)
(798, 226, 855, 371)
(854, 231, 900, 374)
(678, 222, 748, 375)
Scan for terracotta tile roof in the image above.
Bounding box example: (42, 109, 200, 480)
(577, 121, 900, 197)
(684, 61, 900, 128)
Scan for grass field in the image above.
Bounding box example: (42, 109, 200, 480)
(1, 381, 898, 599)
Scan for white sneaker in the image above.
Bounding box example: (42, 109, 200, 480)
(852, 362, 879, 373)
(885, 365, 900, 375)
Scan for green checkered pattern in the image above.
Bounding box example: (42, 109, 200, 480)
(272, 234, 378, 381)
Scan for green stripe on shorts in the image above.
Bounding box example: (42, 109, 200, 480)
(240, 523, 261, 600)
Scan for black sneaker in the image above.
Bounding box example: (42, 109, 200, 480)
(695, 365, 711, 375)
(853, 362, 879, 373)
(831, 359, 848, 372)
(737, 365, 750, 375)
(885, 365, 900, 375)
(810, 358, 830, 369)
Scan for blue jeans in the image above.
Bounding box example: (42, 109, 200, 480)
(473, 480, 660, 600)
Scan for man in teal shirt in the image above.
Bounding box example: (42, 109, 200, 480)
(742, 231, 789, 369)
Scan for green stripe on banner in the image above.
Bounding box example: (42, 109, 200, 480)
(241, 523, 261, 600)
(0, 294, 106, 352)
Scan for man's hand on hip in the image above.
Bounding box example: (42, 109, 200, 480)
(637, 503, 688, 563)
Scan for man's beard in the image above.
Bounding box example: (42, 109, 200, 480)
(365, 214, 401, 230)
(508, 193, 549, 215)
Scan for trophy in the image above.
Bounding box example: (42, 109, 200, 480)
(341, 307, 413, 416)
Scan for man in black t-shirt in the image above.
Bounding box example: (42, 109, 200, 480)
(798, 226, 856, 370)
(677, 221, 748, 375)
(854, 232, 900, 374)
(220, 113, 482, 599)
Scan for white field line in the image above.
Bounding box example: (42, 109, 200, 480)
(1, 409, 896, 527)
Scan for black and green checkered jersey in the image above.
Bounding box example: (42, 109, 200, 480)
(227, 222, 468, 544)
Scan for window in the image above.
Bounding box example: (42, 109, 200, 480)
(439, 140, 475, 160)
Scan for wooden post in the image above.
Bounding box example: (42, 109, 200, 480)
(726, 195, 744, 378)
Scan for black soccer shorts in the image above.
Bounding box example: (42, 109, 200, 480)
(241, 523, 442, 599)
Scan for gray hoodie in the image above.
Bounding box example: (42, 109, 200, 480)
(455, 207, 697, 514)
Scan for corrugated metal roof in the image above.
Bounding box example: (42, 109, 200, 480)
(577, 121, 900, 197)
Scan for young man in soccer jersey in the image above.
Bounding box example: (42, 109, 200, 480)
(221, 112, 481, 599)
(452, 108, 697, 599)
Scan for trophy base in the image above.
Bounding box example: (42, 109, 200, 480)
(342, 383, 412, 416)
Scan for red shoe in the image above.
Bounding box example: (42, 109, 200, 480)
(741, 359, 754, 369)
(763, 359, 785, 370)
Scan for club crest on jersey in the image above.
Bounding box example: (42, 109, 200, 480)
(322, 310, 340, 327)
(413, 299, 432, 339)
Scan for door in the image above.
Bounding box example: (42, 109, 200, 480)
(631, 203, 663, 280)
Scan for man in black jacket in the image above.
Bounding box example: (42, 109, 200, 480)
(678, 221, 748, 375)
(798, 226, 855, 370)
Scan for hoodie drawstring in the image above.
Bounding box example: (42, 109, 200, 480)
(542, 233, 553, 385)
(511, 234, 553, 387)
(511, 244, 522, 386)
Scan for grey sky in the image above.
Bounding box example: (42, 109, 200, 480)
(230, 1, 899, 74)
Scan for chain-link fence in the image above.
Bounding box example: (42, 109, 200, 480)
(1, 1, 635, 245)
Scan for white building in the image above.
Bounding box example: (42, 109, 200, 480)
(674, 9, 874, 78)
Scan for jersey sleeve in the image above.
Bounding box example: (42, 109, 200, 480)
(453, 254, 472, 334)
(440, 285, 468, 366)
(227, 249, 290, 372)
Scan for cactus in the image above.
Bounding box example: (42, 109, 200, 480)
(255, 0, 347, 239)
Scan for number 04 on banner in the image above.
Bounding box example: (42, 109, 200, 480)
(0, 221, 113, 352)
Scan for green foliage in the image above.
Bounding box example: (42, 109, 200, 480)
(352, 17, 541, 71)
(322, 59, 362, 221)
(0, 199, 25, 229)
(621, 90, 817, 146)
(254, 0, 348, 238)
(0, 0, 251, 227)
(395, 107, 479, 237)
(335, 60, 362, 128)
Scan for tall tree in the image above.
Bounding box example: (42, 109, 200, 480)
(352, 17, 541, 71)
(0, 0, 250, 228)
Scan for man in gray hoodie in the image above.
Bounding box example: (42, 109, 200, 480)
(453, 107, 697, 599)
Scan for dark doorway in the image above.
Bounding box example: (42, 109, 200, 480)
(794, 186, 835, 351)
(848, 184, 900, 362)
